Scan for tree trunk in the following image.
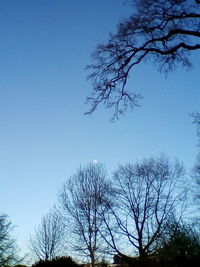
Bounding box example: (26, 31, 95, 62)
(90, 251, 95, 267)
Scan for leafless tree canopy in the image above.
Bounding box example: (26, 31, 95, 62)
(59, 163, 112, 267)
(30, 210, 65, 260)
(86, 0, 200, 119)
(99, 156, 187, 259)
(0, 213, 18, 266)
(191, 112, 200, 210)
(193, 154, 200, 203)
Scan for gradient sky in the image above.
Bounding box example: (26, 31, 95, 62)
(0, 0, 199, 261)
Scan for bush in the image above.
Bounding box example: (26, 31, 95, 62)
(32, 256, 80, 267)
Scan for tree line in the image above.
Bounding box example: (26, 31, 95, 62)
(28, 156, 199, 267)
(1, 154, 199, 267)
(1, 154, 200, 267)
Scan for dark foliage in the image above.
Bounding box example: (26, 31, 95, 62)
(113, 254, 139, 265)
(150, 220, 200, 267)
(157, 221, 200, 258)
(114, 254, 200, 267)
(32, 256, 80, 267)
(113, 220, 200, 267)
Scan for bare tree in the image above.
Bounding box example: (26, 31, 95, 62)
(192, 153, 200, 220)
(59, 163, 112, 267)
(191, 112, 200, 213)
(30, 210, 65, 260)
(86, 0, 200, 119)
(99, 156, 187, 260)
(193, 154, 200, 201)
(0, 213, 19, 266)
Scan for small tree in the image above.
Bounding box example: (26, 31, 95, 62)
(0, 213, 19, 266)
(59, 163, 112, 267)
(30, 210, 65, 260)
(99, 155, 187, 259)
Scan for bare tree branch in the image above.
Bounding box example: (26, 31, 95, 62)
(86, 0, 200, 119)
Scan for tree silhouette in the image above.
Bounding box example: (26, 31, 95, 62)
(0, 213, 19, 266)
(30, 210, 65, 260)
(59, 163, 112, 267)
(99, 156, 188, 259)
(86, 0, 200, 119)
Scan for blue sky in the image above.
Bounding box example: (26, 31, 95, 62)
(0, 0, 199, 260)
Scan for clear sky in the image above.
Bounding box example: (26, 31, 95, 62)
(0, 0, 199, 261)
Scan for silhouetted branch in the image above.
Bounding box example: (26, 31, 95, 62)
(86, 0, 200, 119)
